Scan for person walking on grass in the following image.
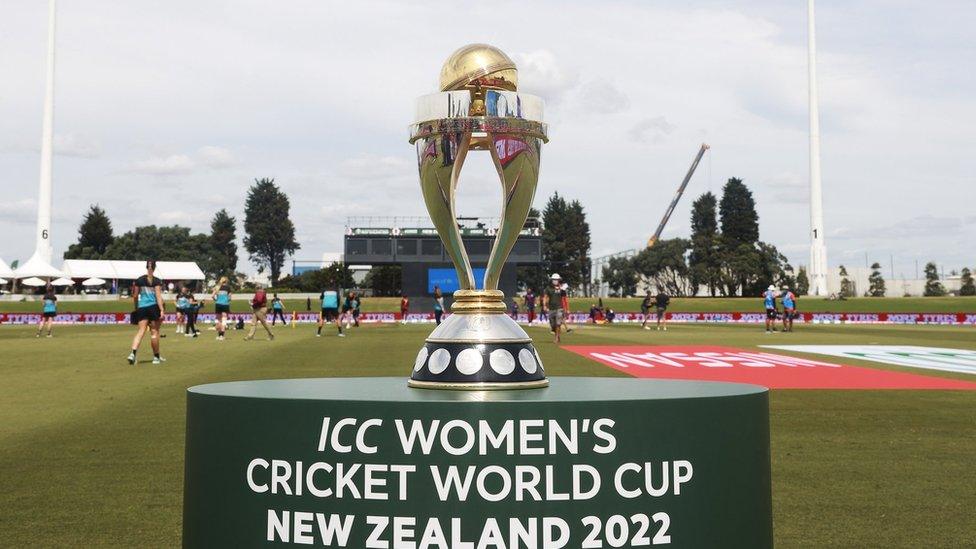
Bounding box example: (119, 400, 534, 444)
(317, 286, 344, 337)
(400, 292, 410, 324)
(763, 284, 779, 333)
(640, 291, 653, 330)
(127, 260, 165, 365)
(433, 286, 445, 325)
(185, 294, 202, 337)
(270, 293, 287, 325)
(175, 286, 191, 335)
(542, 273, 564, 344)
(655, 289, 671, 331)
(781, 286, 797, 333)
(525, 289, 536, 325)
(245, 284, 274, 341)
(36, 284, 57, 338)
(212, 276, 232, 341)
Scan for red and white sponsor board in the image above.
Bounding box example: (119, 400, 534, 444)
(563, 345, 976, 390)
(2, 311, 975, 326)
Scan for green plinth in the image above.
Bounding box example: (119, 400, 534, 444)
(183, 377, 771, 548)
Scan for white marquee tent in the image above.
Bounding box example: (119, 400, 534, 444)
(60, 260, 206, 281)
(0, 258, 15, 279)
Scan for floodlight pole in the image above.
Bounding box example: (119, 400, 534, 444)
(34, 0, 57, 265)
(807, 0, 829, 296)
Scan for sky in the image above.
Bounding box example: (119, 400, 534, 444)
(1, 0, 974, 279)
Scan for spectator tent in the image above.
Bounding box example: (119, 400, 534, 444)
(60, 260, 206, 282)
(0, 258, 14, 279)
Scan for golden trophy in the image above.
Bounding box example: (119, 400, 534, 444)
(408, 44, 548, 389)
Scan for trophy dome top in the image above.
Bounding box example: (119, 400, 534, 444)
(439, 44, 518, 92)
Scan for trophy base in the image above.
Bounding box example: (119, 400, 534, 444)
(407, 379, 550, 391)
(410, 312, 547, 389)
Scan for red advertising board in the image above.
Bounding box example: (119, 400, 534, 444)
(563, 345, 976, 390)
(1, 311, 974, 325)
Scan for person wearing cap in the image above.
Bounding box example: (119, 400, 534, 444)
(763, 284, 779, 333)
(127, 259, 166, 364)
(244, 284, 274, 341)
(781, 286, 797, 332)
(542, 273, 565, 343)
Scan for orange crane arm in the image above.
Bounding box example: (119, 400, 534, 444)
(647, 143, 710, 248)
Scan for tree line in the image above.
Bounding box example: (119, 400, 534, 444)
(601, 178, 795, 297)
(63, 178, 299, 286)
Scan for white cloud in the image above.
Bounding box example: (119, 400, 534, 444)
(336, 154, 412, 180)
(628, 117, 675, 143)
(129, 154, 195, 175)
(511, 50, 579, 104)
(54, 133, 101, 158)
(196, 146, 237, 168)
(579, 81, 631, 115)
(127, 146, 238, 175)
(0, 198, 37, 224)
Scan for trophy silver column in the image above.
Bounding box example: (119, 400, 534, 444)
(408, 44, 548, 390)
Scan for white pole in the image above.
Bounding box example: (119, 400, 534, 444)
(33, 0, 57, 265)
(808, 0, 828, 296)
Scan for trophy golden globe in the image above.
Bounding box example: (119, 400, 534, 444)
(408, 44, 548, 389)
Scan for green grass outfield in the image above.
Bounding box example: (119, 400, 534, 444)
(2, 295, 975, 313)
(1, 322, 975, 546)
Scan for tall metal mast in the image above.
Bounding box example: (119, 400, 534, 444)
(808, 0, 829, 295)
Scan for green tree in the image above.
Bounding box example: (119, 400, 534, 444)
(719, 178, 759, 248)
(104, 225, 210, 263)
(363, 265, 402, 296)
(278, 264, 355, 293)
(602, 255, 638, 297)
(923, 262, 945, 296)
(541, 193, 591, 291)
(633, 238, 693, 296)
(959, 267, 975, 296)
(718, 178, 760, 294)
(796, 266, 810, 295)
(688, 192, 721, 296)
(838, 265, 855, 297)
(205, 209, 238, 282)
(243, 178, 300, 286)
(868, 262, 886, 297)
(64, 205, 114, 259)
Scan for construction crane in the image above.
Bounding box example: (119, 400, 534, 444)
(646, 143, 710, 248)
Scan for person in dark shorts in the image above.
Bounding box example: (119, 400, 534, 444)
(781, 286, 797, 332)
(127, 260, 166, 365)
(212, 276, 232, 341)
(433, 286, 445, 325)
(640, 292, 653, 330)
(763, 285, 778, 333)
(654, 290, 670, 331)
(342, 290, 362, 329)
(36, 285, 57, 338)
(185, 295, 202, 337)
(524, 289, 536, 325)
(350, 291, 361, 327)
(175, 286, 191, 335)
(317, 287, 344, 337)
(542, 273, 564, 344)
(270, 293, 287, 325)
